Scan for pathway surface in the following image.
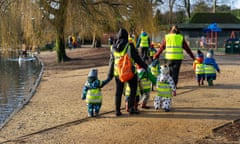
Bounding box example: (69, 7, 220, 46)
(0, 47, 239, 144)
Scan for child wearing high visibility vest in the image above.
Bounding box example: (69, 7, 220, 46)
(203, 50, 220, 86)
(154, 64, 176, 112)
(136, 65, 156, 109)
(81, 68, 110, 117)
(124, 81, 141, 112)
(149, 43, 157, 63)
(149, 59, 161, 91)
(193, 50, 205, 86)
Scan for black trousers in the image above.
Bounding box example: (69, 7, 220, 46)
(165, 59, 182, 87)
(140, 47, 149, 62)
(114, 74, 137, 112)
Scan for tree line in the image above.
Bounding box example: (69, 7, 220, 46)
(0, 0, 239, 62)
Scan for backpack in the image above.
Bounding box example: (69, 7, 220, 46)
(117, 46, 135, 82)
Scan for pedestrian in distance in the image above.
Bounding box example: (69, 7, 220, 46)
(107, 28, 148, 116)
(154, 25, 195, 88)
(81, 68, 111, 117)
(136, 29, 151, 63)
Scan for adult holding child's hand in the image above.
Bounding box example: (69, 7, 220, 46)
(154, 25, 195, 88)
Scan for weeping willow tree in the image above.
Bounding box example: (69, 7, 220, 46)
(66, 1, 122, 48)
(0, 0, 47, 54)
(38, 0, 129, 62)
(0, 0, 23, 53)
(0, 0, 163, 62)
(68, 0, 163, 48)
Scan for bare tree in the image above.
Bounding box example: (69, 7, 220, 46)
(213, 0, 217, 13)
(183, 0, 191, 18)
(164, 0, 177, 24)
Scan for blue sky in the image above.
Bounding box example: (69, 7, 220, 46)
(233, 0, 240, 9)
(158, 0, 240, 13)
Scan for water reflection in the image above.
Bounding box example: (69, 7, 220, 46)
(0, 53, 42, 126)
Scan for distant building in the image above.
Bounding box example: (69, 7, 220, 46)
(178, 13, 240, 49)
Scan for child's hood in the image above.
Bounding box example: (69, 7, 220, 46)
(204, 57, 216, 65)
(87, 79, 100, 89)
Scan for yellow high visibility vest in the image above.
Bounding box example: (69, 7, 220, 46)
(195, 63, 205, 74)
(86, 84, 102, 104)
(157, 82, 172, 98)
(150, 65, 159, 78)
(204, 64, 216, 74)
(165, 34, 184, 60)
(128, 37, 136, 47)
(141, 78, 151, 91)
(112, 44, 135, 76)
(125, 83, 141, 96)
(140, 35, 149, 47)
(149, 48, 156, 56)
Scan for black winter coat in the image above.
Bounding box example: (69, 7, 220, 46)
(107, 28, 148, 78)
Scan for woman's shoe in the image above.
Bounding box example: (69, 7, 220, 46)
(115, 111, 122, 116)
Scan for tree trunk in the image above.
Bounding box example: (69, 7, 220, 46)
(56, 27, 70, 62)
(54, 0, 70, 63)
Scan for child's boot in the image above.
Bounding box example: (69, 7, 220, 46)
(141, 102, 150, 109)
(88, 112, 94, 117)
(208, 79, 213, 86)
(134, 103, 139, 111)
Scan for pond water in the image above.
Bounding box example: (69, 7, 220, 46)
(0, 53, 42, 127)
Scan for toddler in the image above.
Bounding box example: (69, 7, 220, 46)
(81, 68, 110, 117)
(203, 50, 220, 86)
(136, 65, 156, 109)
(193, 50, 205, 86)
(154, 64, 176, 112)
(124, 81, 141, 112)
(149, 59, 161, 90)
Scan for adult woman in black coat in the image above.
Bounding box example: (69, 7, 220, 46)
(107, 28, 148, 116)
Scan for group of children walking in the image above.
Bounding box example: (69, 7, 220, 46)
(81, 48, 220, 117)
(193, 49, 220, 86)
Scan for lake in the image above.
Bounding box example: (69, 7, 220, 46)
(0, 53, 43, 128)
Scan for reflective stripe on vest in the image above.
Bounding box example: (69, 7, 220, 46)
(112, 44, 134, 76)
(195, 63, 205, 74)
(204, 64, 216, 74)
(141, 78, 151, 91)
(157, 82, 172, 98)
(140, 35, 149, 47)
(125, 83, 141, 96)
(86, 88, 102, 104)
(165, 34, 184, 60)
(151, 66, 159, 77)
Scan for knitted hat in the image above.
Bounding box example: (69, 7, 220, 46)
(88, 68, 98, 78)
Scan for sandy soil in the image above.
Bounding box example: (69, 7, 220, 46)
(0, 46, 239, 144)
